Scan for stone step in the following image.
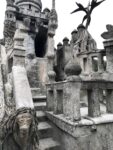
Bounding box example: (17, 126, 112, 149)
(36, 111, 47, 122)
(38, 122, 53, 139)
(33, 95, 47, 103)
(34, 102, 46, 111)
(39, 138, 61, 150)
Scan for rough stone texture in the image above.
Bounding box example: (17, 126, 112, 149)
(12, 66, 34, 109)
(0, 46, 5, 121)
(2, 108, 39, 150)
(26, 57, 48, 91)
(63, 78, 81, 121)
(47, 112, 113, 150)
(88, 88, 101, 117)
(46, 84, 54, 111)
(106, 89, 113, 113)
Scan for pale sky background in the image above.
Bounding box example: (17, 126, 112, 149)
(0, 0, 113, 49)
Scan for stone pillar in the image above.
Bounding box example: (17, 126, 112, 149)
(106, 90, 113, 113)
(46, 85, 54, 111)
(46, 7, 58, 83)
(98, 53, 104, 72)
(103, 39, 113, 73)
(0, 45, 5, 120)
(54, 86, 63, 114)
(12, 28, 26, 66)
(63, 78, 81, 121)
(88, 88, 101, 117)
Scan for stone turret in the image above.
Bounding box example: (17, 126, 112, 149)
(15, 0, 42, 12)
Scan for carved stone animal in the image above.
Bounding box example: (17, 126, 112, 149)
(1, 108, 40, 150)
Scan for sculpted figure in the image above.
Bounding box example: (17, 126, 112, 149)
(1, 108, 40, 150)
(73, 24, 97, 54)
(101, 24, 113, 39)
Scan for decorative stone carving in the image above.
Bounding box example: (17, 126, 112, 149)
(1, 108, 39, 150)
(101, 24, 113, 39)
(74, 24, 97, 54)
(43, 8, 50, 18)
(70, 29, 78, 46)
(23, 17, 31, 28)
(4, 20, 16, 53)
(48, 8, 58, 36)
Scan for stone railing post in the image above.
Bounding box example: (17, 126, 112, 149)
(103, 39, 113, 73)
(106, 89, 113, 113)
(63, 78, 81, 121)
(46, 84, 54, 111)
(98, 52, 104, 72)
(88, 88, 101, 117)
(54, 83, 63, 114)
(63, 58, 82, 121)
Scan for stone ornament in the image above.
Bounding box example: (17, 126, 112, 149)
(1, 108, 40, 150)
(101, 24, 113, 39)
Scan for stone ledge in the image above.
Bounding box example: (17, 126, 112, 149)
(46, 111, 113, 138)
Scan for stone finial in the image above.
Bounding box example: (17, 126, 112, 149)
(71, 29, 77, 35)
(77, 24, 86, 30)
(101, 24, 113, 39)
(64, 59, 82, 77)
(57, 42, 63, 49)
(63, 37, 69, 45)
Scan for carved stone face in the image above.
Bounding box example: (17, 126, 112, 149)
(16, 113, 32, 141)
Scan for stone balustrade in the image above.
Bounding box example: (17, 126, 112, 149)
(46, 79, 113, 121)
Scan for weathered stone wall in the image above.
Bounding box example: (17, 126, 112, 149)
(47, 113, 113, 150)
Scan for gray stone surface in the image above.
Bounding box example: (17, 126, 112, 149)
(12, 66, 34, 110)
(46, 112, 113, 150)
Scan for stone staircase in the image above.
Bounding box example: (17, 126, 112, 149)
(31, 88, 61, 150)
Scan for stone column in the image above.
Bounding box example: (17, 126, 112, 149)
(0, 45, 5, 120)
(106, 89, 113, 113)
(46, 84, 54, 111)
(63, 78, 81, 121)
(88, 88, 101, 117)
(46, 7, 58, 83)
(98, 52, 104, 72)
(103, 39, 113, 73)
(54, 83, 63, 114)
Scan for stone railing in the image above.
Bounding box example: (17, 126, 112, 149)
(46, 78, 113, 121)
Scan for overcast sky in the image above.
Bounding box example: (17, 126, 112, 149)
(0, 0, 113, 48)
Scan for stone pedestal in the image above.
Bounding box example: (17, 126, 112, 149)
(103, 39, 113, 73)
(63, 77, 81, 121)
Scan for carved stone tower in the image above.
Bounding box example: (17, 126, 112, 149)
(4, 0, 58, 92)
